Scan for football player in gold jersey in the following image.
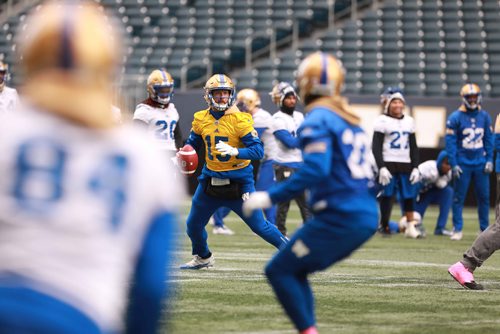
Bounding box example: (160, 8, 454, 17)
(180, 74, 287, 269)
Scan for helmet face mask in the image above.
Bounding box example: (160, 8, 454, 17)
(147, 69, 174, 105)
(460, 83, 482, 110)
(204, 74, 235, 112)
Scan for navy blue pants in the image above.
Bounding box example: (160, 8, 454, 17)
(186, 181, 287, 257)
(265, 212, 377, 331)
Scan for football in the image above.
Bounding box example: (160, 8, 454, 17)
(177, 145, 198, 175)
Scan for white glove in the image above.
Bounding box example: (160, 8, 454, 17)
(242, 191, 272, 217)
(435, 175, 449, 189)
(452, 165, 463, 179)
(484, 161, 494, 174)
(378, 167, 392, 186)
(409, 168, 421, 185)
(216, 141, 239, 156)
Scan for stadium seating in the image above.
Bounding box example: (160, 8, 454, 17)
(0, 0, 500, 99)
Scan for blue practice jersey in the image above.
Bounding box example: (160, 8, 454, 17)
(268, 107, 378, 220)
(445, 108, 493, 167)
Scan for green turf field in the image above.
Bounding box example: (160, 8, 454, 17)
(167, 204, 500, 334)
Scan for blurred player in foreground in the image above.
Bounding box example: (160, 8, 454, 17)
(445, 83, 493, 241)
(448, 113, 500, 290)
(0, 2, 184, 333)
(179, 74, 287, 270)
(243, 52, 378, 334)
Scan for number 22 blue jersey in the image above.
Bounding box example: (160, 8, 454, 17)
(268, 107, 378, 220)
(445, 108, 493, 167)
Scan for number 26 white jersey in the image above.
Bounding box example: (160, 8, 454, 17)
(373, 114, 415, 163)
(133, 101, 180, 151)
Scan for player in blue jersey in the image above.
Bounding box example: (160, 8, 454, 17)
(445, 83, 493, 240)
(0, 3, 183, 334)
(448, 113, 500, 289)
(243, 52, 378, 334)
(179, 74, 287, 270)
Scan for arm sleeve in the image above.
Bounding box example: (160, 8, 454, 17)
(372, 131, 385, 169)
(484, 114, 494, 162)
(133, 106, 150, 123)
(268, 126, 331, 203)
(254, 127, 266, 138)
(236, 131, 264, 160)
(125, 211, 178, 334)
(496, 132, 500, 153)
(173, 123, 183, 149)
(273, 129, 300, 148)
(185, 130, 204, 152)
(445, 116, 458, 168)
(409, 133, 419, 168)
(133, 119, 148, 127)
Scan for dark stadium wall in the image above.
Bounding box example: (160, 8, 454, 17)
(174, 91, 499, 207)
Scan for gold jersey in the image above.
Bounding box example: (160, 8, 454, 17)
(192, 106, 256, 172)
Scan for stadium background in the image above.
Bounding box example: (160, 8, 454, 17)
(0, 0, 498, 204)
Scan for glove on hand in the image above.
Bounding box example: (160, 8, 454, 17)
(378, 167, 392, 186)
(242, 192, 272, 217)
(484, 162, 494, 174)
(452, 165, 463, 179)
(216, 141, 239, 156)
(409, 168, 421, 185)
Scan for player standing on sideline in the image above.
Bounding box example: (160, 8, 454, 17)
(448, 113, 500, 290)
(133, 68, 183, 152)
(372, 90, 421, 238)
(0, 2, 184, 333)
(243, 52, 378, 334)
(445, 83, 493, 241)
(414, 150, 453, 235)
(0, 61, 19, 114)
(270, 82, 312, 236)
(179, 74, 287, 270)
(238, 88, 278, 224)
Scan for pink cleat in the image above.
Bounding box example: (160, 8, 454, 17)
(448, 261, 484, 290)
(300, 326, 318, 334)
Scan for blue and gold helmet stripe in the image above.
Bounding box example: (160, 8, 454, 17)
(60, 11, 74, 69)
(160, 69, 167, 81)
(320, 52, 328, 85)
